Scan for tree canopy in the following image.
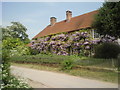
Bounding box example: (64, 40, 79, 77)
(2, 22, 30, 44)
(92, 2, 120, 39)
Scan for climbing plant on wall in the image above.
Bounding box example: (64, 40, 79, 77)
(30, 29, 117, 56)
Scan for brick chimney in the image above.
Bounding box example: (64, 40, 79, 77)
(66, 10, 72, 21)
(50, 17, 56, 26)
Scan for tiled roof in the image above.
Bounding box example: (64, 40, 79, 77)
(33, 10, 98, 39)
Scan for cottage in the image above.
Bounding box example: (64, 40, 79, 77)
(28, 10, 117, 56)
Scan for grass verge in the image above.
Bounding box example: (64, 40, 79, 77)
(11, 62, 118, 84)
(10, 54, 118, 69)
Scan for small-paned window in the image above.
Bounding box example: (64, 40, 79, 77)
(92, 29, 100, 39)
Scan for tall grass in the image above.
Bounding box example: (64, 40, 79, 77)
(10, 54, 118, 69)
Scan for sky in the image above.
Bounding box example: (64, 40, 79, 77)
(2, 2, 104, 39)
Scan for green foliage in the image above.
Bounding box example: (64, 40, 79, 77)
(29, 48, 39, 55)
(117, 54, 120, 70)
(3, 38, 30, 56)
(10, 54, 66, 65)
(2, 38, 23, 50)
(2, 49, 11, 86)
(61, 60, 74, 70)
(92, 2, 120, 38)
(2, 22, 30, 44)
(1, 49, 30, 88)
(11, 45, 30, 56)
(1, 63, 31, 89)
(10, 54, 117, 69)
(2, 40, 31, 89)
(75, 57, 118, 68)
(94, 42, 120, 59)
(2, 27, 11, 40)
(1, 76, 31, 89)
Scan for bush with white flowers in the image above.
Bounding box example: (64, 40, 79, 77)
(1, 38, 31, 89)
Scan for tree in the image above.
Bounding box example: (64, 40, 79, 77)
(92, 2, 120, 39)
(2, 22, 30, 44)
(94, 42, 120, 59)
(2, 27, 11, 40)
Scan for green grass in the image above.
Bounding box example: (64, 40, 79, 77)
(67, 69, 118, 83)
(12, 62, 60, 72)
(11, 63, 118, 83)
(10, 54, 118, 69)
(10, 54, 67, 64)
(75, 57, 117, 68)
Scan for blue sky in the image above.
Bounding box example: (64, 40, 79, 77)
(2, 2, 103, 39)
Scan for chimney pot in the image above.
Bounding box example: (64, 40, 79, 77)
(66, 10, 72, 21)
(50, 17, 56, 26)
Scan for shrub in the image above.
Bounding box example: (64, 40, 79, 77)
(94, 42, 120, 59)
(1, 69, 31, 89)
(2, 49, 11, 84)
(61, 60, 74, 70)
(2, 39, 31, 89)
(10, 46, 30, 57)
(117, 54, 120, 70)
(1, 51, 30, 89)
(3, 38, 30, 57)
(29, 48, 39, 55)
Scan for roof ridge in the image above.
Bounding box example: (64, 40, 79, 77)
(52, 10, 98, 25)
(32, 10, 98, 39)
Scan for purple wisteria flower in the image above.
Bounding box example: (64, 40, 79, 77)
(44, 37, 50, 41)
(100, 35, 116, 43)
(73, 37, 79, 41)
(74, 43, 81, 46)
(56, 42, 62, 46)
(83, 41, 89, 45)
(64, 43, 71, 48)
(72, 34, 77, 36)
(57, 51, 68, 56)
(31, 29, 111, 56)
(51, 37, 56, 41)
(91, 39, 100, 44)
(75, 32, 81, 36)
(85, 45, 90, 50)
(50, 41, 56, 45)
(58, 34, 65, 38)
(31, 40, 36, 45)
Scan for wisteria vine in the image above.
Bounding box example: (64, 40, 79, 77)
(31, 29, 117, 56)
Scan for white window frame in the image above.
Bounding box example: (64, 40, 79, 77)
(92, 29, 100, 39)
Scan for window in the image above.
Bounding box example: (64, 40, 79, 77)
(92, 29, 100, 39)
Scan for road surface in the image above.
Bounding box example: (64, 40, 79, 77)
(11, 66, 118, 88)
